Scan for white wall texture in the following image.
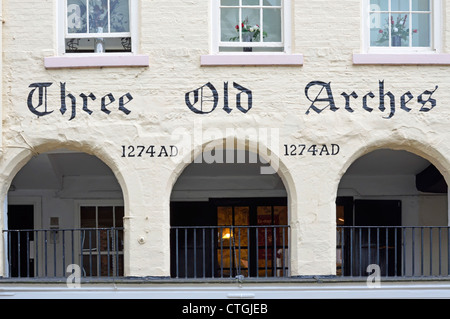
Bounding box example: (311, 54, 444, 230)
(0, 0, 449, 278)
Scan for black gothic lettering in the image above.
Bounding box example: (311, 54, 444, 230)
(418, 86, 439, 112)
(101, 93, 115, 115)
(223, 82, 232, 114)
(185, 82, 218, 114)
(400, 91, 414, 112)
(341, 91, 358, 113)
(378, 80, 395, 119)
(119, 93, 133, 115)
(234, 82, 252, 113)
(305, 81, 338, 114)
(60, 82, 77, 121)
(27, 82, 133, 120)
(362, 92, 375, 112)
(27, 82, 54, 117)
(80, 93, 96, 115)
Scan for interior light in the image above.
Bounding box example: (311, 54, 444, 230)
(221, 229, 232, 239)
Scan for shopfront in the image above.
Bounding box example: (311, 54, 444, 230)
(0, 0, 450, 298)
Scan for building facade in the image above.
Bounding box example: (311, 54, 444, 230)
(0, 0, 450, 298)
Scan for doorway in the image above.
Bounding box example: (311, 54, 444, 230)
(354, 199, 402, 276)
(336, 197, 402, 276)
(7, 205, 35, 277)
(170, 198, 288, 278)
(213, 198, 288, 278)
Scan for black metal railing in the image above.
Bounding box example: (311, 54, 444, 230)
(6, 225, 448, 280)
(337, 226, 450, 278)
(170, 225, 290, 279)
(3, 228, 123, 278)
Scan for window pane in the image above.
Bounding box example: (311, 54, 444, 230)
(263, 8, 281, 42)
(81, 207, 96, 228)
(243, 0, 260, 5)
(263, 0, 281, 6)
(217, 207, 233, 225)
(65, 37, 131, 52)
(115, 206, 124, 227)
(67, 0, 87, 33)
(242, 8, 260, 24)
(370, 0, 388, 11)
(221, 8, 239, 42)
(98, 206, 114, 228)
(221, 0, 239, 5)
(110, 0, 130, 32)
(412, 0, 430, 11)
(241, 9, 261, 41)
(370, 12, 389, 46)
(234, 207, 249, 226)
(219, 0, 284, 51)
(89, 0, 109, 33)
(412, 13, 430, 46)
(257, 206, 272, 225)
(391, 13, 409, 46)
(391, 0, 409, 11)
(274, 206, 288, 225)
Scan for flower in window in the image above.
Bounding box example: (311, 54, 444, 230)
(376, 14, 416, 46)
(229, 17, 268, 42)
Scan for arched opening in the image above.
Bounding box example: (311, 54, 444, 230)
(336, 149, 448, 277)
(5, 149, 125, 278)
(170, 148, 290, 279)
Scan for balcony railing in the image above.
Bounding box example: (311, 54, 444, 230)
(2, 228, 123, 278)
(170, 225, 290, 279)
(337, 226, 450, 278)
(4, 225, 449, 280)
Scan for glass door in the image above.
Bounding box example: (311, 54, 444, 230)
(215, 198, 288, 278)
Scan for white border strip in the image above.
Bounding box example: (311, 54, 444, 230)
(44, 55, 149, 69)
(1, 281, 450, 299)
(200, 54, 303, 66)
(353, 53, 450, 64)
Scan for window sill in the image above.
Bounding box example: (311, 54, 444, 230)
(353, 53, 450, 65)
(44, 54, 150, 69)
(200, 53, 303, 66)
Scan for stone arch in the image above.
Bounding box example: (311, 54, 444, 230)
(1, 141, 130, 278)
(336, 139, 450, 191)
(167, 135, 297, 213)
(167, 135, 297, 278)
(334, 138, 449, 277)
(0, 142, 130, 212)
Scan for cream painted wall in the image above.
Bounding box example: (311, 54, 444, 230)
(1, 0, 450, 278)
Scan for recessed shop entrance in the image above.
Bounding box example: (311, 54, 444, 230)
(5, 149, 125, 278)
(337, 149, 449, 277)
(170, 150, 289, 279)
(336, 198, 402, 276)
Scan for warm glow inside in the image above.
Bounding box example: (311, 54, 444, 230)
(222, 229, 232, 239)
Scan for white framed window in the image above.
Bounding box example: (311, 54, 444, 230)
(46, 0, 148, 68)
(60, 0, 136, 54)
(364, 0, 441, 53)
(212, 0, 291, 54)
(77, 201, 124, 277)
